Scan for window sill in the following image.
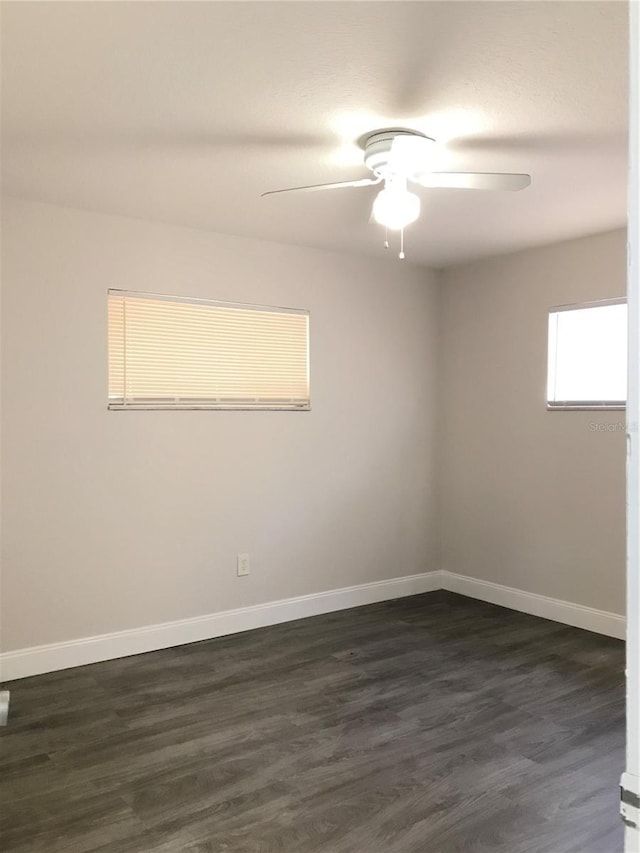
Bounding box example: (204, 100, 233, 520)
(546, 404, 626, 412)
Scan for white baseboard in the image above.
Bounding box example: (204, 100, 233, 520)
(441, 570, 626, 640)
(0, 571, 443, 682)
(0, 569, 626, 681)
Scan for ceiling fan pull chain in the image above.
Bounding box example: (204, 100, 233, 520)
(399, 228, 405, 260)
(384, 227, 389, 250)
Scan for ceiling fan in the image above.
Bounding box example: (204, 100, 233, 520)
(262, 129, 531, 258)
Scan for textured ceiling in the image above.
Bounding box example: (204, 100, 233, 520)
(1, 1, 628, 268)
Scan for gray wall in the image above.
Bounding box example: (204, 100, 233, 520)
(439, 229, 627, 615)
(0, 199, 627, 656)
(1, 197, 440, 651)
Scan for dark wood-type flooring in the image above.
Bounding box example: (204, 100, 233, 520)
(0, 591, 626, 853)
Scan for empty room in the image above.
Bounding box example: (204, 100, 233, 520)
(1, 2, 638, 852)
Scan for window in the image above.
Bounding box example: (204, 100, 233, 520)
(547, 298, 627, 410)
(108, 290, 309, 410)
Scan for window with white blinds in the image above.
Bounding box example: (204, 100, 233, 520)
(108, 290, 310, 410)
(547, 298, 627, 410)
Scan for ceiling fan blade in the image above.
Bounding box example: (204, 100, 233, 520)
(416, 172, 531, 191)
(262, 177, 381, 198)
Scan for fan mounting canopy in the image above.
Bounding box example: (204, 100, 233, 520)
(362, 130, 437, 180)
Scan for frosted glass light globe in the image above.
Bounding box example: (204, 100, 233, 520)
(372, 187, 420, 230)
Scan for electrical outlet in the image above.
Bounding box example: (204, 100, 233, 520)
(237, 553, 250, 577)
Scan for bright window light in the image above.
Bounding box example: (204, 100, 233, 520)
(547, 299, 627, 409)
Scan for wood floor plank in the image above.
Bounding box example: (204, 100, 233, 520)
(0, 591, 625, 852)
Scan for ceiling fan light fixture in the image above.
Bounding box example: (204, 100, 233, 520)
(372, 185, 420, 230)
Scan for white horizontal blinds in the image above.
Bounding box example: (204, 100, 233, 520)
(108, 294, 125, 401)
(108, 290, 309, 410)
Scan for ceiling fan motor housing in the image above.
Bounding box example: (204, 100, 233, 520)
(363, 130, 437, 180)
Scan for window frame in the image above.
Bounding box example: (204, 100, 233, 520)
(546, 296, 627, 412)
(108, 289, 310, 412)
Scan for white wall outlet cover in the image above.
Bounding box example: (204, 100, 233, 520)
(237, 553, 250, 576)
